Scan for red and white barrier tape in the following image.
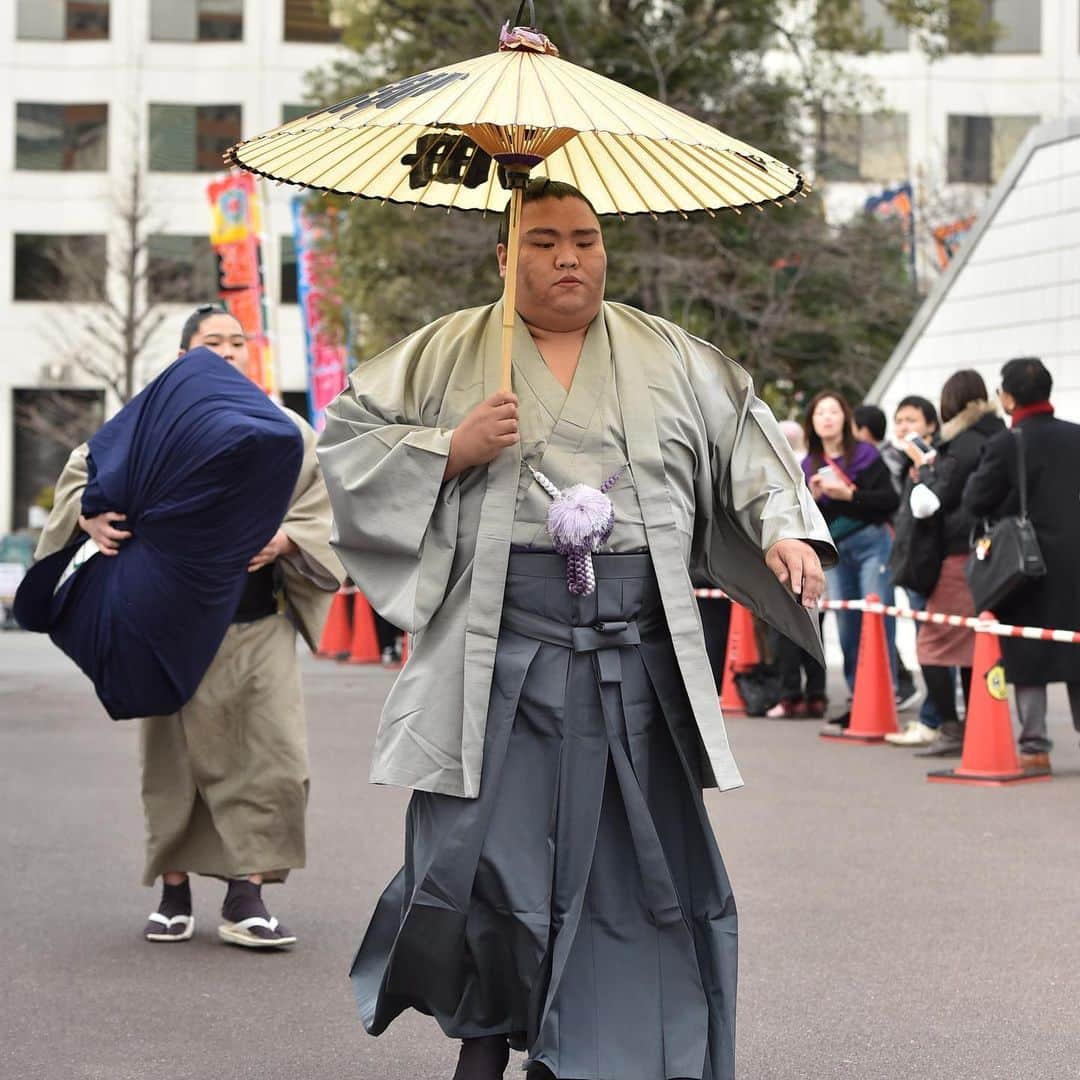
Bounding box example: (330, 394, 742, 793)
(692, 590, 1080, 644)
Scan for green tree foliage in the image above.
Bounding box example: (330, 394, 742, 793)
(305, 0, 972, 403)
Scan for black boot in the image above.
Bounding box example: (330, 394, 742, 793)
(913, 720, 965, 758)
(452, 1035, 510, 1080)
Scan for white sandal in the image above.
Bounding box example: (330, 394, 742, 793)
(144, 912, 194, 942)
(217, 915, 296, 949)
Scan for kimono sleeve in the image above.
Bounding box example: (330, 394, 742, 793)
(34, 444, 90, 561)
(316, 337, 461, 633)
(686, 340, 835, 565)
(278, 411, 346, 651)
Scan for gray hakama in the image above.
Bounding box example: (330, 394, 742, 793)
(351, 552, 737, 1080)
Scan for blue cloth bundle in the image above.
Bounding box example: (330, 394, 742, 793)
(15, 348, 304, 719)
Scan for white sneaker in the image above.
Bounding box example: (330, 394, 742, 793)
(884, 720, 938, 746)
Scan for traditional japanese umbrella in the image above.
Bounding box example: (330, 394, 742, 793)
(226, 2, 807, 389)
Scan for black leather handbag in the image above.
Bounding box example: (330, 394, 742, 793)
(964, 428, 1046, 614)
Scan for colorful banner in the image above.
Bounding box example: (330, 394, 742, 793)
(206, 171, 274, 394)
(932, 215, 976, 270)
(291, 196, 350, 431)
(865, 182, 917, 286)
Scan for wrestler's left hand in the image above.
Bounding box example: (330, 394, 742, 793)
(765, 539, 825, 608)
(248, 529, 298, 572)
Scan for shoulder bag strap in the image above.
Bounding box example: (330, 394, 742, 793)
(1013, 427, 1029, 521)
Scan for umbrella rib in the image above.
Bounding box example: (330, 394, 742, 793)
(530, 56, 561, 138)
(247, 127, 360, 184)
(543, 58, 605, 135)
(465, 59, 515, 137)
(237, 127, 334, 172)
(618, 135, 702, 214)
(572, 134, 622, 218)
(555, 60, 664, 140)
(429, 61, 505, 129)
(393, 129, 474, 208)
(593, 133, 664, 217)
(284, 126, 392, 190)
(684, 144, 784, 208)
(362, 126, 440, 203)
(658, 140, 762, 210)
(718, 150, 800, 202)
(645, 139, 734, 213)
(557, 140, 586, 195)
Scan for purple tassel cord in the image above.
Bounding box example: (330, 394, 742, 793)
(529, 466, 623, 595)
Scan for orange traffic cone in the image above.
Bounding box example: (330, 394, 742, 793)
(820, 593, 899, 743)
(347, 591, 381, 664)
(720, 602, 760, 714)
(317, 590, 351, 660)
(928, 612, 1050, 786)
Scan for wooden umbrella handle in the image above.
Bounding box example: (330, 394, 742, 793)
(499, 185, 524, 392)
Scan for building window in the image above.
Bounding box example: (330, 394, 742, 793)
(13, 389, 106, 533)
(949, 0, 1040, 54)
(280, 235, 298, 303)
(150, 0, 243, 42)
(947, 114, 1038, 183)
(148, 103, 242, 172)
(281, 103, 313, 124)
(816, 0, 907, 52)
(147, 235, 219, 303)
(861, 0, 908, 51)
(15, 103, 108, 171)
(818, 112, 909, 183)
(17, 0, 110, 40)
(284, 0, 342, 43)
(13, 234, 107, 302)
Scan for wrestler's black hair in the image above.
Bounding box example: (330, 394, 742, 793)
(497, 178, 600, 247)
(179, 303, 232, 351)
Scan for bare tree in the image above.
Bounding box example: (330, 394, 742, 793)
(28, 129, 173, 410)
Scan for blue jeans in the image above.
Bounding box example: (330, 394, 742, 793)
(826, 523, 897, 693)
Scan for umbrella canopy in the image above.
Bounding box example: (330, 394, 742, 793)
(227, 8, 808, 386)
(229, 36, 805, 217)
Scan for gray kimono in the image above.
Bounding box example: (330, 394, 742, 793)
(318, 301, 835, 798)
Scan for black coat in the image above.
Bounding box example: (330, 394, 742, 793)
(921, 404, 1005, 556)
(963, 413, 1080, 685)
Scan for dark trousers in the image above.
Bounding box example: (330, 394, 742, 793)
(922, 664, 972, 730)
(774, 614, 826, 701)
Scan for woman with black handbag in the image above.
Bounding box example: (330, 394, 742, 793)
(902, 371, 1004, 758)
(964, 358, 1080, 772)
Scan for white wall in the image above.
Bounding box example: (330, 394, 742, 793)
(0, 0, 346, 529)
(873, 125, 1080, 426)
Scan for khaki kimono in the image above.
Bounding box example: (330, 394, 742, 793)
(36, 409, 344, 884)
(318, 301, 835, 799)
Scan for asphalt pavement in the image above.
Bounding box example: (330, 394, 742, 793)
(2, 629, 1080, 1080)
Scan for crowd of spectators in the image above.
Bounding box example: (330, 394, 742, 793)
(764, 357, 1080, 767)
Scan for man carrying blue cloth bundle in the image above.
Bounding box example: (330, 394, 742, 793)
(18, 305, 343, 950)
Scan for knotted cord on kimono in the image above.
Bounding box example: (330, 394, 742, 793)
(526, 463, 623, 595)
(14, 349, 304, 720)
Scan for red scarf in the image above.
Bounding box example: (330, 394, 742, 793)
(1010, 401, 1055, 427)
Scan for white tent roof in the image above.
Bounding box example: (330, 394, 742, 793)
(868, 116, 1080, 425)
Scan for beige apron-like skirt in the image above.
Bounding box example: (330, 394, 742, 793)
(139, 613, 308, 886)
